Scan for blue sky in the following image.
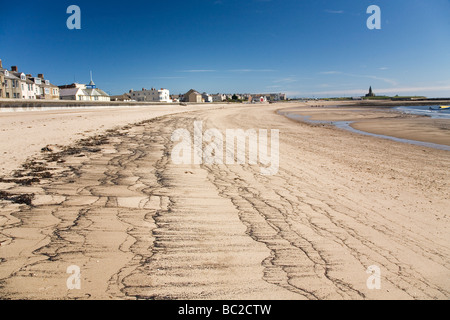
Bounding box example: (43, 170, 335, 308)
(1, 0, 449, 97)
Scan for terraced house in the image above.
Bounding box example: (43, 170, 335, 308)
(0, 59, 60, 100)
(28, 73, 60, 100)
(0, 65, 21, 99)
(9, 66, 37, 99)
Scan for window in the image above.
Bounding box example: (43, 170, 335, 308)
(5, 80, 8, 88)
(21, 74, 26, 80)
(4, 70, 8, 76)
(22, 84, 24, 90)
(45, 80, 49, 85)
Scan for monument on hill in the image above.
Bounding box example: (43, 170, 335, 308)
(366, 86, 375, 97)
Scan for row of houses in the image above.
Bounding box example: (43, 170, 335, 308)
(237, 93, 287, 102)
(0, 59, 111, 102)
(0, 60, 60, 100)
(111, 88, 201, 103)
(176, 90, 287, 103)
(1, 59, 286, 104)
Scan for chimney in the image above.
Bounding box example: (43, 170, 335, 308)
(11, 66, 18, 72)
(0, 59, 2, 68)
(26, 74, 32, 77)
(38, 74, 44, 79)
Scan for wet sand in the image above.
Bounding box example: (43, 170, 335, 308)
(352, 118, 450, 147)
(281, 104, 450, 147)
(0, 103, 449, 300)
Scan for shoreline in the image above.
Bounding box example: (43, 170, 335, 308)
(1, 98, 449, 109)
(278, 103, 450, 149)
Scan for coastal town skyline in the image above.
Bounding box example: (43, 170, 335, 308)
(0, 56, 418, 102)
(1, 0, 450, 98)
(0, 57, 288, 102)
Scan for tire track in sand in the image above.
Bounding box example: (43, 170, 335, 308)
(0, 112, 300, 299)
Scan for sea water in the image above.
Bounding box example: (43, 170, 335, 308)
(395, 105, 450, 119)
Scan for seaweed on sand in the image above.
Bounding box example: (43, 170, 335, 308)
(0, 191, 34, 206)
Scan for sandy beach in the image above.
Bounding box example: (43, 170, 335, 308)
(0, 104, 220, 177)
(0, 103, 449, 300)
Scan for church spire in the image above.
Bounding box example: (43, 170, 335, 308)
(366, 86, 375, 97)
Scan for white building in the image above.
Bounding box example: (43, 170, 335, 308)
(22, 73, 36, 100)
(211, 93, 226, 102)
(129, 88, 172, 103)
(202, 92, 213, 103)
(253, 95, 268, 103)
(59, 81, 110, 101)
